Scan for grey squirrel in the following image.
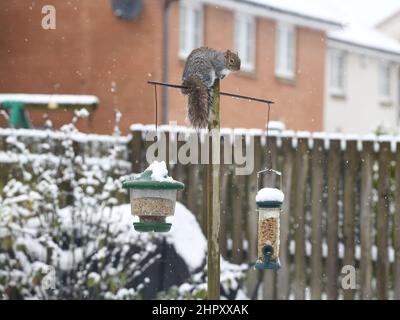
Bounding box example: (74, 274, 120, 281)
(181, 47, 241, 128)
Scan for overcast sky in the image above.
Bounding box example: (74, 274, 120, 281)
(255, 0, 400, 27)
(324, 0, 400, 27)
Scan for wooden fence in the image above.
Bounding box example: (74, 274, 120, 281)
(1, 126, 399, 300)
(130, 126, 400, 300)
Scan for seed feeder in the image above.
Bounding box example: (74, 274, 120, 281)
(255, 169, 284, 270)
(122, 161, 184, 233)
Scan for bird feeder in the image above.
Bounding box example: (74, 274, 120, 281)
(122, 161, 184, 233)
(255, 169, 284, 270)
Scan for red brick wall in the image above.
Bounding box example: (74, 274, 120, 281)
(0, 0, 163, 134)
(0, 1, 326, 133)
(167, 3, 326, 131)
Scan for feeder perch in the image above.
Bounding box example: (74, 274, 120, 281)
(255, 169, 284, 270)
(122, 161, 184, 233)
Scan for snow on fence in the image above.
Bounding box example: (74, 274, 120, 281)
(130, 125, 400, 300)
(0, 128, 132, 206)
(1, 126, 400, 300)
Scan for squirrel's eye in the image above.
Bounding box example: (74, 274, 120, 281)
(230, 59, 234, 63)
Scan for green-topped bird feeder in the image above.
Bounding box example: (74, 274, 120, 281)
(122, 161, 184, 233)
(255, 169, 284, 270)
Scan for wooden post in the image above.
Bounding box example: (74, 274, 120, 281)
(360, 141, 373, 300)
(276, 138, 293, 300)
(293, 138, 309, 300)
(327, 139, 341, 300)
(377, 142, 390, 300)
(310, 138, 325, 300)
(343, 140, 357, 300)
(395, 142, 400, 300)
(207, 79, 221, 300)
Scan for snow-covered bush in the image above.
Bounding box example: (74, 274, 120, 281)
(157, 259, 247, 300)
(0, 111, 246, 300)
(0, 110, 141, 299)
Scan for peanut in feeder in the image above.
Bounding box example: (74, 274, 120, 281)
(254, 169, 284, 270)
(122, 161, 184, 233)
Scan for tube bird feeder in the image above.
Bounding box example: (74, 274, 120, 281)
(255, 169, 284, 270)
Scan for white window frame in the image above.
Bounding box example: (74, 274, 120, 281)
(275, 22, 296, 80)
(179, 1, 203, 60)
(329, 49, 346, 97)
(234, 12, 256, 72)
(378, 61, 392, 104)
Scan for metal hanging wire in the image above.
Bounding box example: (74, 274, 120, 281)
(257, 102, 282, 191)
(149, 80, 278, 188)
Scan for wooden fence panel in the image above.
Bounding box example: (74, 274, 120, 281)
(343, 140, 358, 300)
(327, 139, 341, 300)
(395, 142, 400, 300)
(293, 138, 309, 300)
(310, 139, 325, 300)
(246, 134, 262, 299)
(262, 136, 278, 300)
(276, 138, 294, 300)
(377, 142, 390, 300)
(5, 126, 400, 300)
(360, 142, 374, 300)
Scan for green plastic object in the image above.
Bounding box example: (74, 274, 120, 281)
(133, 222, 172, 233)
(256, 200, 283, 209)
(1, 101, 31, 129)
(122, 163, 184, 233)
(255, 245, 281, 270)
(122, 169, 185, 190)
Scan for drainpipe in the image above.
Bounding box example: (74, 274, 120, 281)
(162, 0, 178, 124)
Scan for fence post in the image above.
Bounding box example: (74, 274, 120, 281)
(276, 137, 294, 300)
(293, 138, 309, 300)
(343, 140, 357, 300)
(310, 138, 325, 300)
(395, 142, 400, 300)
(377, 142, 390, 300)
(207, 79, 221, 300)
(360, 141, 373, 299)
(327, 139, 341, 300)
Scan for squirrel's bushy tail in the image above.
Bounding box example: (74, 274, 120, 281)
(182, 76, 211, 129)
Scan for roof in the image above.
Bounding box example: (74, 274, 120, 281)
(201, 0, 343, 30)
(329, 25, 400, 56)
(0, 94, 99, 105)
(242, 0, 344, 27)
(247, 0, 400, 57)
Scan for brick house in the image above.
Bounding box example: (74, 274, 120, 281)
(0, 0, 341, 134)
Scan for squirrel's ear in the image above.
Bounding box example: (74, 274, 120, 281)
(225, 50, 231, 58)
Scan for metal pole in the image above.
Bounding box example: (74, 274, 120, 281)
(207, 79, 221, 300)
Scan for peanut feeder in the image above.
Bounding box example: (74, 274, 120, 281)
(255, 170, 284, 270)
(122, 161, 184, 233)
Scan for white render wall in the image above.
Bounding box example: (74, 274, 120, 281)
(324, 44, 400, 135)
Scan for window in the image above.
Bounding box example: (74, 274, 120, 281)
(234, 13, 256, 72)
(275, 22, 296, 79)
(378, 62, 391, 103)
(179, 1, 203, 59)
(329, 49, 346, 96)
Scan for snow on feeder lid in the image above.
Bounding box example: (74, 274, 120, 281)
(254, 169, 284, 270)
(122, 161, 184, 233)
(256, 187, 284, 208)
